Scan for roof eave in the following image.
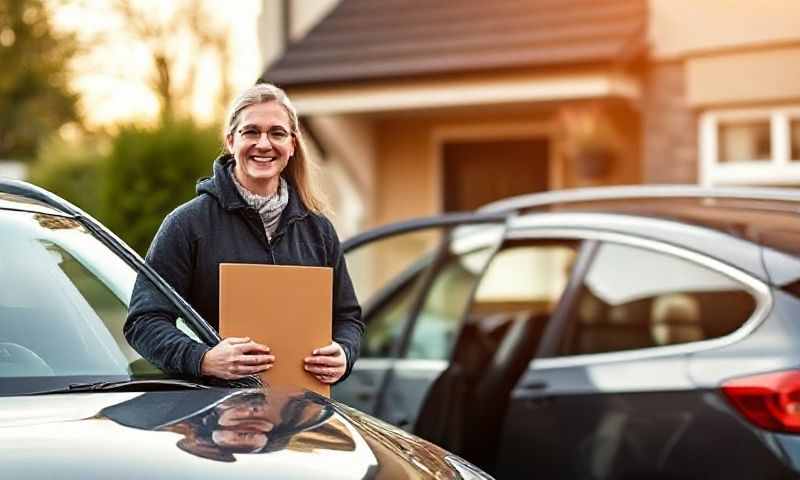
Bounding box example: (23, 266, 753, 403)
(267, 67, 641, 116)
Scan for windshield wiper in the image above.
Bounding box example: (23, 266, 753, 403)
(26, 379, 210, 396)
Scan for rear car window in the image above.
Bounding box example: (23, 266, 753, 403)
(557, 241, 758, 356)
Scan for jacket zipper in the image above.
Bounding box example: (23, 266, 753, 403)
(265, 231, 277, 264)
(245, 208, 277, 264)
(270, 216, 302, 245)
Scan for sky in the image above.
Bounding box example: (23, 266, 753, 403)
(49, 0, 264, 128)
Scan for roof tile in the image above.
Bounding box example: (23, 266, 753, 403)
(262, 0, 647, 87)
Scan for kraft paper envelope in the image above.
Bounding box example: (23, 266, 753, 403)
(219, 263, 332, 397)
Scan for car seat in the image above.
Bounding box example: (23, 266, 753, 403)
(650, 293, 703, 345)
(412, 313, 503, 452)
(460, 310, 547, 472)
(413, 310, 546, 473)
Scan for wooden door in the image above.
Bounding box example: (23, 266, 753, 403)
(442, 138, 550, 212)
(443, 138, 549, 212)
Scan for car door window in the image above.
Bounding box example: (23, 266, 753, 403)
(473, 239, 580, 315)
(359, 277, 420, 357)
(345, 228, 444, 358)
(405, 246, 495, 360)
(557, 241, 758, 355)
(346, 223, 507, 360)
(402, 224, 507, 361)
(458, 239, 581, 363)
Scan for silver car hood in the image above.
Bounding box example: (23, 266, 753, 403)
(0, 386, 461, 479)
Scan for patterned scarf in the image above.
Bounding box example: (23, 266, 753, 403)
(230, 165, 289, 240)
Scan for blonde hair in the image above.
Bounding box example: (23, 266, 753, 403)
(224, 83, 328, 215)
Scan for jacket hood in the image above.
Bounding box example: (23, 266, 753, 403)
(196, 154, 308, 222)
(196, 154, 246, 211)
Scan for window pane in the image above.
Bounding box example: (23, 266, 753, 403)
(347, 223, 505, 360)
(558, 242, 757, 356)
(718, 120, 771, 163)
(345, 228, 446, 359)
(361, 277, 420, 358)
(404, 224, 506, 360)
(474, 241, 578, 307)
(461, 239, 580, 365)
(791, 119, 800, 161)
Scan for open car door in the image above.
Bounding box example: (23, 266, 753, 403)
(333, 212, 508, 424)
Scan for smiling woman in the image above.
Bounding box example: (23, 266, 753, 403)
(124, 83, 364, 388)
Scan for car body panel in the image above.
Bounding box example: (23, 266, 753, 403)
(0, 387, 466, 480)
(763, 247, 800, 288)
(497, 386, 793, 479)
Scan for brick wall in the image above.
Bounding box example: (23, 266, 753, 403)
(641, 61, 698, 183)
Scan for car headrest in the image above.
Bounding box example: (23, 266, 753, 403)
(650, 293, 703, 345)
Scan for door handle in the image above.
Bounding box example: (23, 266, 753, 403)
(515, 380, 552, 408)
(519, 380, 548, 391)
(523, 396, 553, 410)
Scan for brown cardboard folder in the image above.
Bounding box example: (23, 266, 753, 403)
(219, 263, 332, 397)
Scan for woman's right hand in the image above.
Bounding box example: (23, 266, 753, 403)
(200, 337, 274, 380)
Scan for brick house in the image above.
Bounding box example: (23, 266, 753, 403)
(258, 0, 800, 234)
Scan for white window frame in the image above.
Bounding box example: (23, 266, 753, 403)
(699, 106, 800, 186)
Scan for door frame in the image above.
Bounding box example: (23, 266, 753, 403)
(432, 121, 560, 213)
(339, 211, 510, 415)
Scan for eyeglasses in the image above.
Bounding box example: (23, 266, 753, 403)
(237, 126, 293, 146)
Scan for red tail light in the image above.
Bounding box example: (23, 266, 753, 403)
(722, 370, 800, 433)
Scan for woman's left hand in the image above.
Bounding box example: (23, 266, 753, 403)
(304, 341, 347, 384)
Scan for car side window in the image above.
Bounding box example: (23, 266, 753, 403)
(473, 239, 580, 315)
(460, 239, 581, 361)
(358, 276, 421, 357)
(403, 224, 506, 360)
(345, 222, 506, 360)
(404, 248, 494, 360)
(345, 228, 445, 358)
(557, 241, 758, 356)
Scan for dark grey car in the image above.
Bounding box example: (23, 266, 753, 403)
(333, 185, 800, 479)
(0, 179, 491, 480)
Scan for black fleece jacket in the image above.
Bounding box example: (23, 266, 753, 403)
(124, 155, 363, 381)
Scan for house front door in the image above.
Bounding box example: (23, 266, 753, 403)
(442, 138, 550, 212)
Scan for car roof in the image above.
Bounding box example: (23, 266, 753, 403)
(480, 184, 800, 256)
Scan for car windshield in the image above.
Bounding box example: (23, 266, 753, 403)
(0, 210, 202, 395)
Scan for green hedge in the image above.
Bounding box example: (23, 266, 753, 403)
(100, 120, 222, 255)
(28, 136, 105, 216)
(32, 119, 223, 256)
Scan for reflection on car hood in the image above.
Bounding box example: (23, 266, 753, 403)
(0, 385, 460, 480)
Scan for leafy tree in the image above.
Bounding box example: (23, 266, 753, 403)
(0, 0, 81, 161)
(100, 119, 222, 255)
(110, 0, 234, 122)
